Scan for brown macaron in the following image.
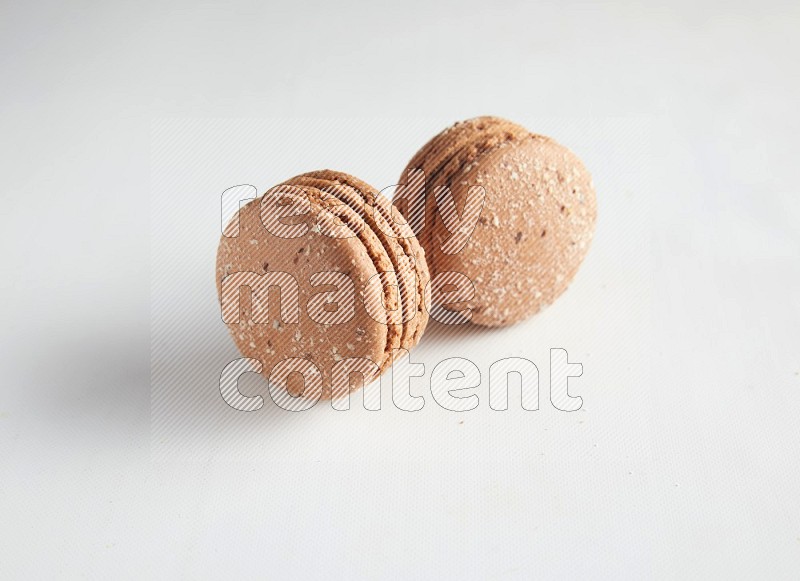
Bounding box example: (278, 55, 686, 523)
(216, 170, 430, 401)
(394, 116, 597, 327)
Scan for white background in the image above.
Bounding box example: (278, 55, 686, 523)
(2, 1, 799, 579)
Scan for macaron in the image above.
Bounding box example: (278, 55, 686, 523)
(216, 170, 430, 401)
(394, 116, 597, 327)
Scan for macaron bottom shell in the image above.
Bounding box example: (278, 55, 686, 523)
(435, 137, 596, 326)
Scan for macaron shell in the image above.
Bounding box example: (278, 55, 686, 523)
(434, 136, 597, 326)
(216, 191, 389, 399)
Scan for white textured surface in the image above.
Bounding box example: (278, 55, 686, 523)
(2, 1, 799, 578)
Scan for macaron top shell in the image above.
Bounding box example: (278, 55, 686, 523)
(396, 117, 597, 327)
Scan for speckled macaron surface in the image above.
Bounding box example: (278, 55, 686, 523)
(216, 170, 430, 400)
(394, 116, 597, 327)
